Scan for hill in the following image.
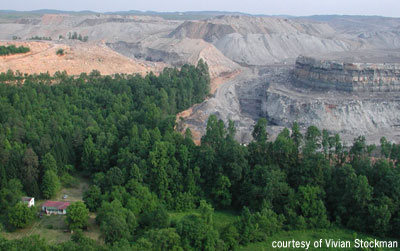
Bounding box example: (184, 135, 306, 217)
(0, 41, 165, 75)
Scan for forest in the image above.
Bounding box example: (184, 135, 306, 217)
(0, 45, 30, 56)
(0, 61, 399, 250)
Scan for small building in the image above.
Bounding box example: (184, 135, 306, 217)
(21, 197, 35, 208)
(42, 201, 70, 215)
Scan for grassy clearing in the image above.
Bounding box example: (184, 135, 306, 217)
(2, 213, 101, 244)
(1, 175, 101, 244)
(169, 209, 238, 231)
(2, 215, 70, 244)
(55, 175, 89, 202)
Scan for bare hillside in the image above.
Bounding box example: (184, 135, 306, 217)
(169, 15, 364, 65)
(0, 41, 165, 75)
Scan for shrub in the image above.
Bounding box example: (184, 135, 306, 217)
(56, 49, 65, 56)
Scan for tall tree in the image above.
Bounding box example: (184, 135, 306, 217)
(65, 202, 89, 231)
(41, 170, 60, 199)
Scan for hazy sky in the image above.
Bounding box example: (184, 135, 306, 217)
(2, 0, 400, 17)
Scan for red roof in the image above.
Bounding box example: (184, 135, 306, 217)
(42, 201, 70, 210)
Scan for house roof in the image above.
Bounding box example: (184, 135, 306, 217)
(42, 201, 70, 210)
(22, 197, 34, 202)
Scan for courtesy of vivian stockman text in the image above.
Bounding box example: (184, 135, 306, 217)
(271, 239, 398, 249)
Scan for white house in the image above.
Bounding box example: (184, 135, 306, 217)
(21, 197, 35, 207)
(42, 201, 70, 215)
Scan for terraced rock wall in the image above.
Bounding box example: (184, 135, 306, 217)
(294, 56, 400, 92)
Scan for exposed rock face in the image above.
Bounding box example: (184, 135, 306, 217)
(169, 20, 236, 42)
(180, 62, 400, 145)
(262, 80, 400, 144)
(294, 55, 400, 92)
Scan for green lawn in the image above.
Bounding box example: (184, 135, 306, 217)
(2, 213, 101, 244)
(169, 209, 238, 231)
(55, 175, 90, 202)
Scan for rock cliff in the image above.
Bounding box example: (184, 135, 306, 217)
(294, 55, 400, 92)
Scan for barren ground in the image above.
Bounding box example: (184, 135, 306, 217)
(0, 40, 166, 76)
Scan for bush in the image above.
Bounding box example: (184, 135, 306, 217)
(56, 49, 65, 56)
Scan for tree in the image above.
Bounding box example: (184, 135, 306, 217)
(368, 201, 391, 236)
(201, 115, 226, 147)
(304, 126, 321, 153)
(244, 164, 291, 212)
(140, 206, 170, 229)
(234, 207, 258, 244)
(22, 148, 40, 197)
(65, 202, 89, 231)
(0, 179, 24, 214)
(148, 141, 172, 202)
(380, 137, 392, 158)
(8, 203, 36, 229)
(199, 200, 214, 225)
(255, 202, 283, 236)
(41, 170, 60, 199)
(41, 153, 58, 173)
(97, 200, 138, 244)
(105, 167, 125, 187)
(83, 185, 102, 212)
(296, 185, 329, 228)
(81, 135, 100, 174)
(248, 119, 270, 167)
(252, 118, 268, 142)
(101, 214, 130, 244)
(221, 224, 239, 250)
(177, 214, 221, 250)
(142, 228, 183, 251)
(291, 122, 303, 152)
(211, 175, 231, 208)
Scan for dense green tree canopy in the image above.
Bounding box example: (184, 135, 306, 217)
(0, 63, 399, 250)
(65, 202, 90, 231)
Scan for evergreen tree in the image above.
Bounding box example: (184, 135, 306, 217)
(41, 170, 60, 199)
